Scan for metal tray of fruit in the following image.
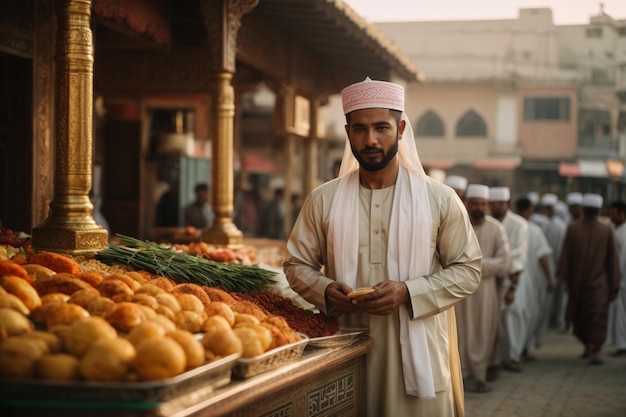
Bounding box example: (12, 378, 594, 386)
(0, 352, 240, 409)
(232, 335, 309, 379)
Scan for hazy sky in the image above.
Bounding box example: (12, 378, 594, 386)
(343, 0, 626, 25)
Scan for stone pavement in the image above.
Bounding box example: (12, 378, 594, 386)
(464, 330, 626, 417)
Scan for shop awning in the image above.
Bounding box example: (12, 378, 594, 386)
(473, 157, 520, 170)
(558, 159, 621, 178)
(578, 160, 608, 177)
(422, 159, 456, 170)
(558, 162, 580, 177)
(239, 152, 279, 174)
(606, 159, 625, 177)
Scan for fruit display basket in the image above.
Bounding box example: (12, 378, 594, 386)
(0, 352, 240, 408)
(232, 335, 309, 378)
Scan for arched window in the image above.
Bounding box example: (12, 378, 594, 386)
(456, 110, 487, 137)
(415, 110, 444, 137)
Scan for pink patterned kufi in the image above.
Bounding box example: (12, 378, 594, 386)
(341, 77, 405, 115)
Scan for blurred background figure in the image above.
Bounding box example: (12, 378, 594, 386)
(444, 175, 468, 200)
(258, 188, 285, 240)
(557, 193, 620, 365)
(183, 183, 214, 230)
(566, 192, 584, 222)
(608, 200, 626, 357)
(291, 192, 303, 228)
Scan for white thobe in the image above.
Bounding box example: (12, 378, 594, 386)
(524, 222, 553, 351)
(495, 211, 528, 363)
(284, 177, 482, 417)
(546, 215, 568, 330)
(456, 216, 509, 384)
(608, 223, 626, 350)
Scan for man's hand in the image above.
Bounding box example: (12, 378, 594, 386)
(350, 281, 409, 316)
(326, 282, 358, 314)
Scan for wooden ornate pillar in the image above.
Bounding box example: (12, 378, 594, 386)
(32, 0, 108, 254)
(201, 0, 258, 246)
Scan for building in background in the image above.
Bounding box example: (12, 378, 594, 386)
(324, 5, 626, 201)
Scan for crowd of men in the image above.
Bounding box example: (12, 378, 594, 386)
(442, 175, 626, 394)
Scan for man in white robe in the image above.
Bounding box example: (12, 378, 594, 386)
(455, 184, 510, 393)
(541, 193, 568, 331)
(488, 187, 528, 373)
(608, 200, 626, 356)
(284, 78, 482, 417)
(514, 197, 554, 355)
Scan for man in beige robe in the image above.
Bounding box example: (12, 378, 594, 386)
(284, 78, 482, 417)
(455, 184, 510, 393)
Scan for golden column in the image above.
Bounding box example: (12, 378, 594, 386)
(201, 0, 258, 246)
(32, 0, 108, 254)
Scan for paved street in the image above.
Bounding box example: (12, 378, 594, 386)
(464, 330, 626, 417)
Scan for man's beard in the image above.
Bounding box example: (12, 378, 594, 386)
(351, 138, 399, 172)
(470, 210, 485, 221)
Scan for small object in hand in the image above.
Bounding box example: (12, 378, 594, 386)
(347, 287, 375, 299)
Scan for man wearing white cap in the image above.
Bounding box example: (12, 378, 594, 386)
(455, 184, 510, 393)
(444, 175, 468, 200)
(566, 192, 583, 221)
(488, 187, 529, 374)
(608, 200, 626, 357)
(557, 193, 620, 364)
(284, 78, 482, 416)
(540, 193, 568, 331)
(527, 191, 549, 234)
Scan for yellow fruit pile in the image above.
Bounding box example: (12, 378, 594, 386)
(0, 255, 302, 382)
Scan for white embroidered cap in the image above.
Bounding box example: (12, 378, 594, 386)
(582, 193, 603, 208)
(444, 175, 468, 191)
(341, 77, 405, 115)
(566, 192, 583, 205)
(541, 193, 558, 207)
(489, 187, 510, 202)
(527, 191, 539, 204)
(466, 184, 490, 200)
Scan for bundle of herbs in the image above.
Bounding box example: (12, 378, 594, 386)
(95, 235, 276, 293)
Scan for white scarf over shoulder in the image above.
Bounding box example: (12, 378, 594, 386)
(328, 116, 435, 398)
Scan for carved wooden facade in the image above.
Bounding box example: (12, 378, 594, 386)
(0, 0, 420, 251)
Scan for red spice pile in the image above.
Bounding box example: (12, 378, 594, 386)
(236, 290, 339, 338)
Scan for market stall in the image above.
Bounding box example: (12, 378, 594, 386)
(0, 233, 372, 417)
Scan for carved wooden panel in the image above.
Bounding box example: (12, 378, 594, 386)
(95, 49, 212, 93)
(238, 13, 322, 95)
(32, 0, 55, 226)
(0, 0, 34, 58)
(225, 358, 364, 417)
